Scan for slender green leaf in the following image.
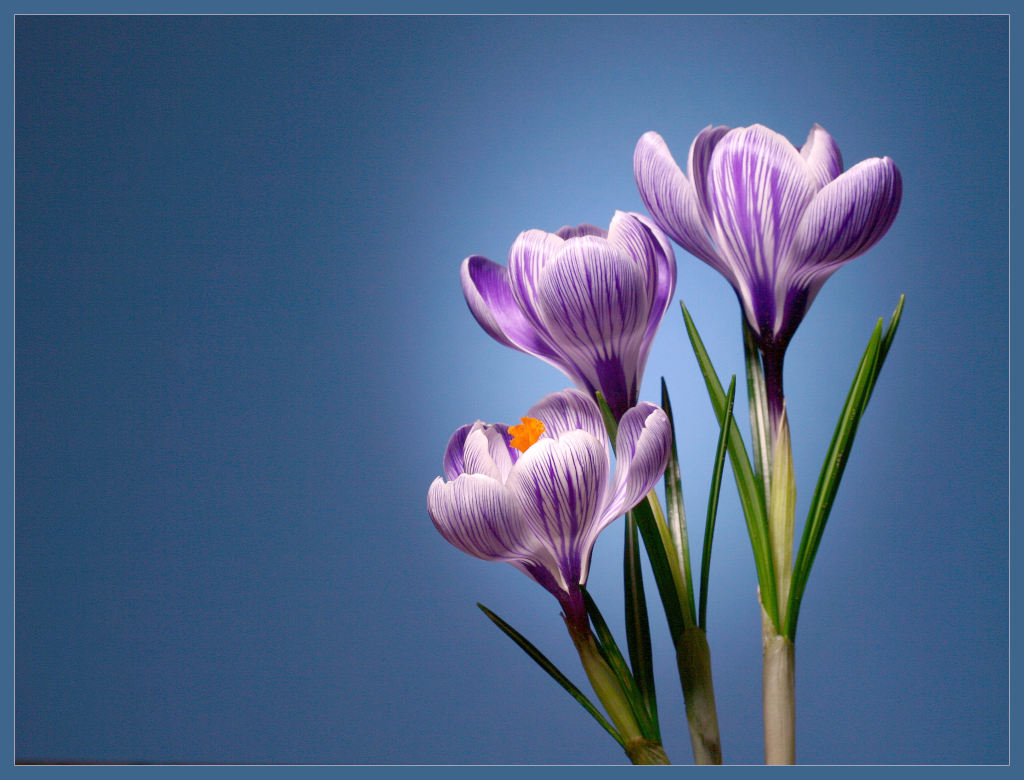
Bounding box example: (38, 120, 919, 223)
(699, 377, 735, 630)
(477, 603, 626, 748)
(582, 588, 659, 742)
(595, 391, 619, 440)
(787, 297, 904, 638)
(661, 379, 697, 626)
(631, 500, 689, 641)
(787, 322, 884, 637)
(743, 321, 772, 508)
(623, 513, 658, 735)
(681, 302, 778, 628)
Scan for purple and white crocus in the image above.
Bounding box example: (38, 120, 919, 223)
(634, 124, 901, 424)
(461, 212, 676, 421)
(427, 388, 672, 635)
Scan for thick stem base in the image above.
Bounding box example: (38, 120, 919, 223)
(761, 613, 795, 764)
(676, 625, 723, 765)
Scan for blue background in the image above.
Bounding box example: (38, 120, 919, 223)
(14, 13, 1008, 765)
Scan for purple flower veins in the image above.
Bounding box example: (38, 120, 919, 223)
(427, 388, 672, 632)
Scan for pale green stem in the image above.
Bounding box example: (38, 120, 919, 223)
(768, 408, 796, 626)
(761, 601, 795, 764)
(570, 626, 671, 765)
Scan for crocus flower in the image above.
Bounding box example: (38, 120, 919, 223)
(634, 124, 901, 421)
(427, 388, 672, 634)
(460, 212, 676, 421)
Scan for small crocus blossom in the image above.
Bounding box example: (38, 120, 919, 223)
(634, 124, 901, 419)
(461, 212, 676, 421)
(427, 388, 672, 633)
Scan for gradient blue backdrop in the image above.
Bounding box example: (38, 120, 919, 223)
(15, 14, 1008, 765)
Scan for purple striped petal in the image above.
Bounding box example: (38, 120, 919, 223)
(462, 423, 518, 481)
(687, 124, 731, 222)
(634, 131, 724, 272)
(526, 388, 608, 446)
(507, 431, 610, 587)
(607, 211, 677, 364)
(428, 474, 536, 563)
(601, 402, 672, 529)
(461, 255, 560, 361)
(555, 223, 608, 240)
(790, 156, 903, 272)
(706, 125, 819, 284)
(535, 237, 649, 419)
(507, 228, 568, 333)
(705, 125, 819, 335)
(443, 423, 473, 480)
(799, 124, 844, 190)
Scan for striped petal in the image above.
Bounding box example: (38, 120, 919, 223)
(442, 423, 473, 480)
(535, 237, 649, 419)
(462, 423, 518, 482)
(705, 125, 819, 335)
(526, 388, 608, 446)
(799, 124, 844, 190)
(461, 255, 560, 361)
(555, 223, 608, 240)
(427, 474, 537, 563)
(790, 156, 903, 273)
(602, 402, 673, 529)
(507, 431, 610, 587)
(634, 131, 725, 272)
(607, 211, 677, 364)
(507, 228, 568, 333)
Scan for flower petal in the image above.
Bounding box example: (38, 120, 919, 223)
(526, 388, 608, 446)
(704, 125, 819, 335)
(461, 423, 518, 481)
(607, 211, 677, 367)
(790, 156, 903, 272)
(555, 223, 608, 240)
(507, 228, 568, 333)
(600, 402, 672, 530)
(706, 125, 819, 284)
(535, 237, 649, 418)
(634, 131, 724, 270)
(461, 255, 560, 361)
(443, 423, 473, 480)
(427, 474, 537, 562)
(507, 431, 610, 587)
(687, 124, 731, 222)
(799, 124, 843, 190)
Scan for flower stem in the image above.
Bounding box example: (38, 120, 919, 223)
(569, 624, 671, 764)
(624, 738, 671, 765)
(676, 625, 723, 764)
(761, 602, 795, 764)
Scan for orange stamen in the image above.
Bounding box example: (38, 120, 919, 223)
(508, 417, 545, 453)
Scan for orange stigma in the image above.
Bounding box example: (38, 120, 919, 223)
(508, 417, 545, 453)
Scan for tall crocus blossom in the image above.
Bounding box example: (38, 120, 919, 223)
(634, 124, 901, 425)
(460, 212, 676, 421)
(427, 388, 672, 635)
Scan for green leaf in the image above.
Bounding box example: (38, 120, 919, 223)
(631, 499, 689, 641)
(477, 603, 626, 748)
(594, 391, 619, 440)
(786, 296, 904, 638)
(681, 302, 778, 628)
(623, 513, 658, 736)
(699, 376, 735, 630)
(582, 588, 659, 742)
(661, 378, 697, 626)
(743, 321, 772, 508)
